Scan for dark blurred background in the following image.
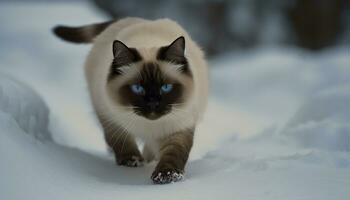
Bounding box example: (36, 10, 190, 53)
(91, 0, 350, 56)
(2, 0, 349, 57)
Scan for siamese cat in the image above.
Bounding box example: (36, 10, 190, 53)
(53, 17, 208, 184)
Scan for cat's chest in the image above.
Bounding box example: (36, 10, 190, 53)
(109, 104, 196, 141)
(114, 113, 193, 139)
(129, 124, 161, 136)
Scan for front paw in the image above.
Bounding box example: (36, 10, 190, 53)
(151, 168, 184, 184)
(117, 155, 144, 167)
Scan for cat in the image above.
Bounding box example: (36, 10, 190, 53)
(53, 17, 208, 184)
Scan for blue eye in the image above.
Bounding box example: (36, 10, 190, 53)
(161, 84, 173, 93)
(130, 84, 144, 94)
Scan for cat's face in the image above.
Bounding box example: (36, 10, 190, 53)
(107, 37, 193, 120)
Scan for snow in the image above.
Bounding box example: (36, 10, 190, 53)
(1, 2, 350, 200)
(0, 74, 50, 141)
(152, 171, 184, 184)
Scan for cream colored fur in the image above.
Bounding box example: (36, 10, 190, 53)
(84, 18, 208, 154)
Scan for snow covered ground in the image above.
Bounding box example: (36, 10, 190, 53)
(1, 2, 350, 200)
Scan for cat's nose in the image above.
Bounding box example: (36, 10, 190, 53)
(147, 101, 160, 110)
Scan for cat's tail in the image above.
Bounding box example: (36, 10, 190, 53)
(52, 20, 114, 43)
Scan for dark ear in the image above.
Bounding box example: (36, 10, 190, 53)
(157, 36, 186, 64)
(108, 41, 142, 80)
(112, 40, 142, 66)
(52, 20, 114, 43)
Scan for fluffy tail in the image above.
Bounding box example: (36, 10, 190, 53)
(52, 20, 114, 43)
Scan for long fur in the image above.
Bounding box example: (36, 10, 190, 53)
(84, 17, 208, 153)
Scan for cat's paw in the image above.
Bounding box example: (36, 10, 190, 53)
(117, 155, 144, 167)
(151, 168, 184, 184)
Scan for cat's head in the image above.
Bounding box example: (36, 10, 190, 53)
(106, 37, 193, 120)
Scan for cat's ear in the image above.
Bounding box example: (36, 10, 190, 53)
(112, 40, 142, 66)
(157, 36, 186, 64)
(52, 20, 114, 43)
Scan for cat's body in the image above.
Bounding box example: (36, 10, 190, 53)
(53, 17, 208, 184)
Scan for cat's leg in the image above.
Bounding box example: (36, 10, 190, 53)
(99, 116, 144, 167)
(105, 131, 144, 167)
(151, 129, 194, 184)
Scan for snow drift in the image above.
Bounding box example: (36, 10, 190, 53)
(0, 74, 51, 141)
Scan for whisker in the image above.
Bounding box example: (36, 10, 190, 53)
(120, 116, 137, 153)
(112, 116, 135, 148)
